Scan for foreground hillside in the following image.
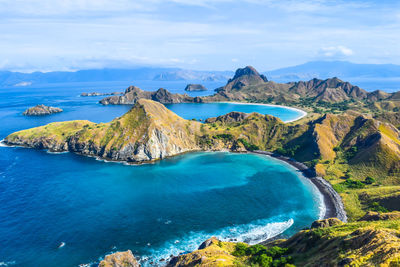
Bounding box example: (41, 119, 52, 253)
(165, 214, 400, 267)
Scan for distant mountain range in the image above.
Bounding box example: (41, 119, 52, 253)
(264, 61, 400, 82)
(1, 61, 400, 88)
(0, 68, 233, 87)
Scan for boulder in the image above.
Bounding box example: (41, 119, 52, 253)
(311, 218, 343, 229)
(98, 250, 140, 267)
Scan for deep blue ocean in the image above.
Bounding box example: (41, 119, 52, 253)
(0, 80, 322, 267)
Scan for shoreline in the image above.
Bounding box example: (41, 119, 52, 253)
(252, 150, 347, 222)
(218, 101, 308, 123)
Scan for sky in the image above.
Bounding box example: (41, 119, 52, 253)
(0, 0, 399, 72)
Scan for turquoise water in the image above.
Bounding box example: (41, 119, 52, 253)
(165, 103, 304, 122)
(0, 81, 320, 267)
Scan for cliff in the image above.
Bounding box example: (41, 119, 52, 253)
(22, 104, 63, 116)
(6, 99, 201, 162)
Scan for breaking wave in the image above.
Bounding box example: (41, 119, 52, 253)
(140, 216, 294, 266)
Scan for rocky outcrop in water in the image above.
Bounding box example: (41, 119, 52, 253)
(99, 250, 140, 267)
(81, 92, 122, 97)
(184, 84, 207, 91)
(22, 104, 63, 116)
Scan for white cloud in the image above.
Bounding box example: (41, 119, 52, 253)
(0, 0, 399, 71)
(319, 46, 354, 58)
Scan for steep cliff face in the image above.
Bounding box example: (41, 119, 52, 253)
(6, 99, 201, 162)
(100, 86, 195, 105)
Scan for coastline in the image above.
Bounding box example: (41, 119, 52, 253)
(218, 101, 308, 123)
(252, 150, 347, 222)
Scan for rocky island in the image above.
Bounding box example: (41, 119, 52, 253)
(184, 83, 207, 91)
(22, 104, 63, 116)
(99, 86, 196, 105)
(81, 92, 122, 97)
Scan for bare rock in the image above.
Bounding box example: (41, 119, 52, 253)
(311, 218, 343, 229)
(98, 250, 140, 267)
(23, 104, 63, 116)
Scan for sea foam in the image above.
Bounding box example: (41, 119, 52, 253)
(140, 217, 294, 266)
(0, 140, 8, 147)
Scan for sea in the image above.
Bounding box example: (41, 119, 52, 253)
(0, 80, 323, 267)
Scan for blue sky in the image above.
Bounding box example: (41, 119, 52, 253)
(0, 0, 399, 72)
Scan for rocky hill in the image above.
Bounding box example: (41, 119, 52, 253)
(100, 86, 195, 105)
(22, 104, 63, 116)
(6, 99, 202, 162)
(206, 67, 394, 105)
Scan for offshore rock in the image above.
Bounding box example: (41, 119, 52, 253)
(98, 250, 140, 267)
(22, 104, 63, 116)
(184, 84, 207, 91)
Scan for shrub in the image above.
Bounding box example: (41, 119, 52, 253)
(369, 202, 389, 213)
(333, 146, 341, 152)
(232, 242, 248, 256)
(233, 243, 293, 267)
(238, 138, 259, 151)
(341, 178, 365, 189)
(364, 176, 376, 185)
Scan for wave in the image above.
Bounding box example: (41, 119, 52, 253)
(0, 140, 9, 147)
(140, 217, 294, 266)
(0, 261, 16, 266)
(46, 151, 69, 154)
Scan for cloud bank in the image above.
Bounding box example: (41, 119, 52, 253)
(0, 0, 399, 71)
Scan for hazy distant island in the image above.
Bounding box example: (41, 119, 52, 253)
(22, 104, 63, 116)
(4, 66, 400, 266)
(80, 92, 123, 97)
(184, 83, 207, 91)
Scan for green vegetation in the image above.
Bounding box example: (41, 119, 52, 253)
(233, 243, 294, 267)
(237, 138, 259, 151)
